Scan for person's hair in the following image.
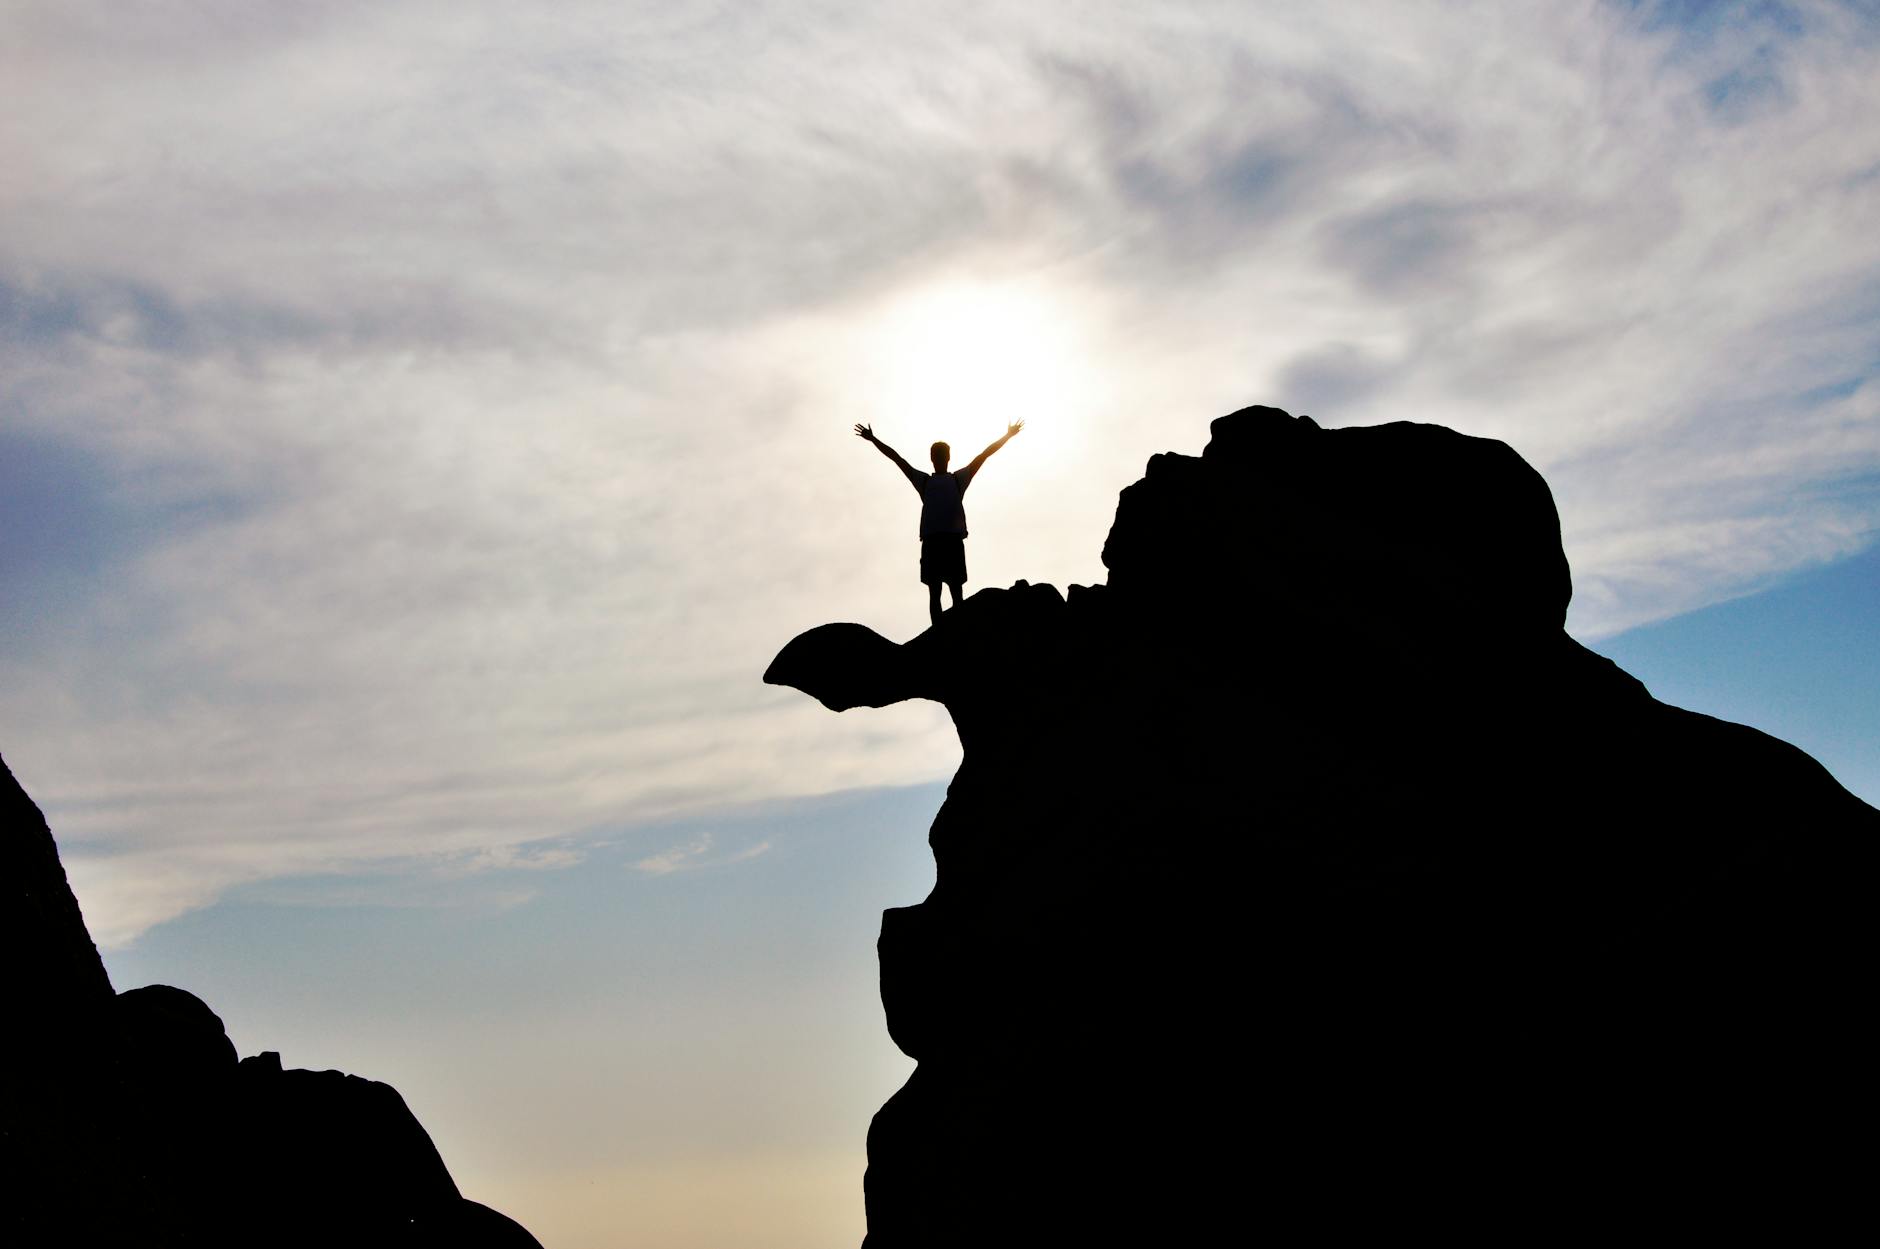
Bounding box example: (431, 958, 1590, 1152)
(930, 441, 950, 462)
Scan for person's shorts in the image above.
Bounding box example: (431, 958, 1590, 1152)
(920, 535, 967, 586)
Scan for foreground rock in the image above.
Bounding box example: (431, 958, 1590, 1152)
(769, 405, 1876, 1246)
(1, 753, 541, 1248)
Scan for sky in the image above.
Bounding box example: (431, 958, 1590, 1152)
(3, 1, 1877, 1245)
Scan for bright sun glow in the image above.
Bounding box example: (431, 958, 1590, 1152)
(863, 280, 1092, 464)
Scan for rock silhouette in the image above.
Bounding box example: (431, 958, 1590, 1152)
(768, 406, 1876, 1246)
(1, 753, 541, 1248)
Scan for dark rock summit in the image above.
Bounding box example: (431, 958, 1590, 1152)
(768, 406, 1876, 1246)
(1, 753, 541, 1248)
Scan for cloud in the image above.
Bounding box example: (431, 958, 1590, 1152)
(3, 1, 1877, 943)
(451, 844, 587, 874)
(631, 833, 773, 877)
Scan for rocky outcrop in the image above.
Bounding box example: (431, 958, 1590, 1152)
(1, 754, 541, 1248)
(6, 751, 112, 1012)
(769, 406, 1876, 1246)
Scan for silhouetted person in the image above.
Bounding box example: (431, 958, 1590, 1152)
(856, 421, 1024, 625)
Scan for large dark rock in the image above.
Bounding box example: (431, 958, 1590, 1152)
(5, 752, 113, 1012)
(769, 406, 1876, 1246)
(0, 754, 542, 1248)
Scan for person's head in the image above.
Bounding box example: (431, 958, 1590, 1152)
(930, 441, 950, 471)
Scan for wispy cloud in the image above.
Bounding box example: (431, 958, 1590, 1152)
(4, 1, 1876, 943)
(632, 833, 772, 877)
(451, 844, 588, 874)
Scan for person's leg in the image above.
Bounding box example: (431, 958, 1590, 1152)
(947, 580, 964, 610)
(928, 582, 943, 626)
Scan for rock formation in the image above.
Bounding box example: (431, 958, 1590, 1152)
(1, 752, 541, 1248)
(768, 406, 1876, 1246)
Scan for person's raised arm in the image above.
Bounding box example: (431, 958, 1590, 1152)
(964, 420, 1024, 478)
(855, 424, 926, 490)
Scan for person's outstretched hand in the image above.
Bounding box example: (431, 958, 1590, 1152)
(1006, 420, 1024, 438)
(854, 423, 877, 442)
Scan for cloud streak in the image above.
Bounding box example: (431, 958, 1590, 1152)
(632, 833, 773, 876)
